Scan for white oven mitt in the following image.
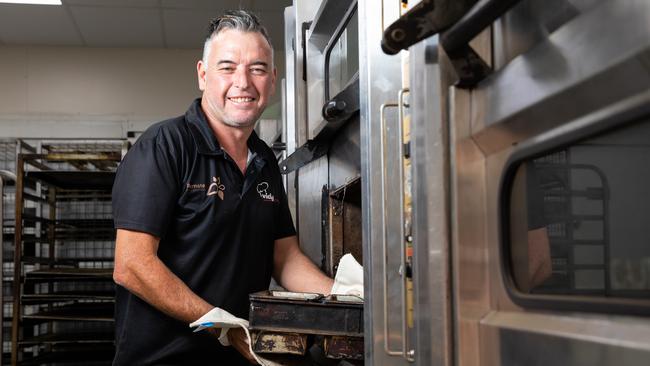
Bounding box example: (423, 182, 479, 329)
(190, 307, 283, 366)
(330, 253, 364, 298)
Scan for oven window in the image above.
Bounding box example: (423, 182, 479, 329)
(507, 119, 650, 300)
(324, 8, 358, 100)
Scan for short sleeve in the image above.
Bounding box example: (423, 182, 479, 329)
(112, 135, 181, 238)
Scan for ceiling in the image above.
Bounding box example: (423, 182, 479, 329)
(0, 0, 292, 51)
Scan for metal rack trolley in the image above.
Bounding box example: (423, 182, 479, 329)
(10, 151, 121, 365)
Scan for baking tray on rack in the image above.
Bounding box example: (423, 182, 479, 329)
(248, 290, 363, 337)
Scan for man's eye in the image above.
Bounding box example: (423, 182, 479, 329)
(251, 68, 267, 75)
(219, 67, 234, 72)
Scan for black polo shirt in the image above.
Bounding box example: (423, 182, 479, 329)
(111, 98, 295, 365)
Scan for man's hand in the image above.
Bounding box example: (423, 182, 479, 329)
(227, 327, 257, 364)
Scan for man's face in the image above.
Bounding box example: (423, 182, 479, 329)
(197, 29, 276, 129)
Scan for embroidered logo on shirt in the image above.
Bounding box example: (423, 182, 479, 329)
(256, 182, 277, 202)
(207, 176, 225, 200)
(186, 182, 205, 191)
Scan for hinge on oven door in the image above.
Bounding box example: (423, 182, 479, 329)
(381, 0, 477, 55)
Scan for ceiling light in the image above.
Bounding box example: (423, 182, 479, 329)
(0, 0, 62, 4)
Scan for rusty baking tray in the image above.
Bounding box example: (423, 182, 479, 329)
(248, 291, 363, 337)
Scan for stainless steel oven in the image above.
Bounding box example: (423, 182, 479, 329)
(283, 0, 650, 364)
(446, 0, 650, 365)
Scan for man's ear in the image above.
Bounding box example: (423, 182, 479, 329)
(197, 60, 207, 91)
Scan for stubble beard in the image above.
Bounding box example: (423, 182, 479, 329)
(206, 97, 262, 129)
(220, 112, 260, 129)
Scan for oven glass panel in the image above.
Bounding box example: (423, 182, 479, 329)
(508, 118, 650, 299)
(326, 9, 358, 99)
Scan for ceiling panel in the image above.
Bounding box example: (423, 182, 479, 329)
(64, 0, 160, 7)
(0, 4, 82, 46)
(161, 0, 252, 10)
(0, 1, 293, 49)
(163, 8, 287, 52)
(70, 6, 163, 47)
(163, 9, 212, 49)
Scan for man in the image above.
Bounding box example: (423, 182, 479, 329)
(111, 10, 334, 365)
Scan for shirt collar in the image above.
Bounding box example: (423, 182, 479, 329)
(185, 98, 268, 161)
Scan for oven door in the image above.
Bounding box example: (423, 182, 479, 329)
(451, 0, 650, 364)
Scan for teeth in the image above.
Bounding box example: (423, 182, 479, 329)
(230, 97, 254, 103)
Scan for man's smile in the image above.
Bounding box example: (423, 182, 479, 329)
(228, 96, 256, 103)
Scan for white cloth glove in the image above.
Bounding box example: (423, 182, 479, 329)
(190, 307, 281, 366)
(330, 254, 364, 298)
(190, 307, 247, 346)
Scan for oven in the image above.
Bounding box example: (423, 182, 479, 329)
(283, 0, 650, 365)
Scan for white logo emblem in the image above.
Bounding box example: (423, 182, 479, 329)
(256, 182, 276, 202)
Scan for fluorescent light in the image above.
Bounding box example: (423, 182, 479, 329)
(0, 0, 62, 4)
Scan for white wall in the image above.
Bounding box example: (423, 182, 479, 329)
(0, 45, 285, 138)
(0, 45, 202, 137)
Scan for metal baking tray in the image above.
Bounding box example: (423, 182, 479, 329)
(248, 290, 363, 337)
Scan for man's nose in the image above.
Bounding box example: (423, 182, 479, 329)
(233, 66, 250, 89)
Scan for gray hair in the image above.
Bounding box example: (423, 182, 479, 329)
(202, 10, 274, 67)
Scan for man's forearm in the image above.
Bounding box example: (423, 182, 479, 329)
(115, 255, 212, 323)
(113, 229, 213, 324)
(273, 236, 334, 294)
(281, 253, 334, 294)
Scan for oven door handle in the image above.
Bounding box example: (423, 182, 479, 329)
(379, 87, 414, 362)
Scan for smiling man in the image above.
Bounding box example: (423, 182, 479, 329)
(111, 10, 333, 365)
